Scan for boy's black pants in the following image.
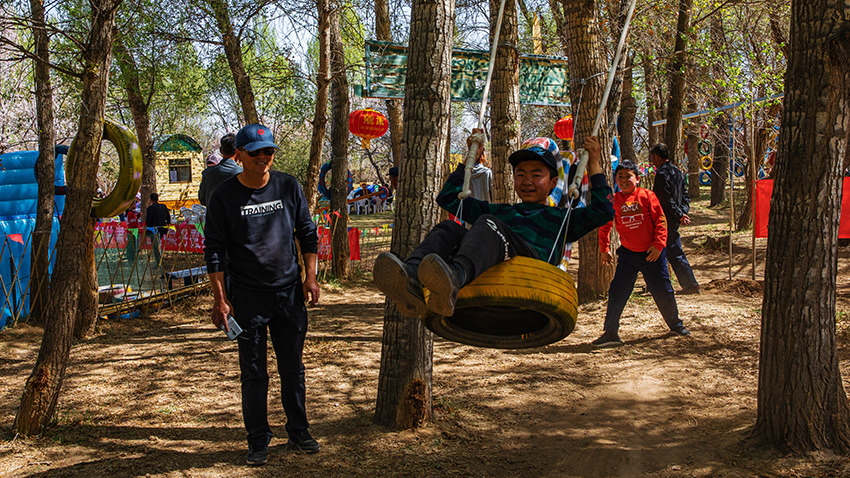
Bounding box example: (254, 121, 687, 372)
(405, 215, 539, 283)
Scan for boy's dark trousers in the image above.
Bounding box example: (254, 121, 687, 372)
(405, 215, 539, 281)
(229, 282, 309, 447)
(666, 225, 699, 291)
(603, 246, 683, 335)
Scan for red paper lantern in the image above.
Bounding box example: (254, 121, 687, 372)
(349, 108, 389, 149)
(554, 115, 574, 141)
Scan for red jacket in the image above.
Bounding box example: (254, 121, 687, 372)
(599, 187, 667, 254)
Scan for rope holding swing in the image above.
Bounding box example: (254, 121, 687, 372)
(458, 0, 509, 203)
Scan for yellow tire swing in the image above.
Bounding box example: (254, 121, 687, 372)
(419, 0, 638, 349)
(66, 119, 143, 217)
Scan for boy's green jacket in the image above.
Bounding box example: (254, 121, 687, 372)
(436, 164, 615, 265)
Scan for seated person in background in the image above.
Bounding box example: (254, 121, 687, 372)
(592, 160, 691, 348)
(374, 130, 614, 317)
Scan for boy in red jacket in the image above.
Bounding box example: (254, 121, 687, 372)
(593, 160, 691, 347)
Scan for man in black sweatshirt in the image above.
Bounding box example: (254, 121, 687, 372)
(204, 123, 321, 465)
(650, 143, 700, 294)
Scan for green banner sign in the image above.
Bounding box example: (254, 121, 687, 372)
(358, 40, 571, 107)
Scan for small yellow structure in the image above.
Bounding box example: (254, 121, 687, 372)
(154, 134, 204, 210)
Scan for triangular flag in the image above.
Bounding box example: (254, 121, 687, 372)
(8, 233, 23, 244)
(333, 211, 341, 217)
(128, 228, 138, 239)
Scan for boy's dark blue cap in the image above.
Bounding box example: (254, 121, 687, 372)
(508, 147, 559, 172)
(236, 123, 278, 151)
(389, 166, 399, 177)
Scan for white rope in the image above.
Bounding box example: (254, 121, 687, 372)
(458, 0, 509, 201)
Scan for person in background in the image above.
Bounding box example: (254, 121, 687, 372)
(199, 133, 242, 206)
(468, 149, 494, 202)
(593, 160, 691, 348)
(649, 143, 700, 295)
(145, 193, 171, 266)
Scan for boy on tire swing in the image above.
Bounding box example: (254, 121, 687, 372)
(591, 160, 691, 348)
(374, 130, 615, 318)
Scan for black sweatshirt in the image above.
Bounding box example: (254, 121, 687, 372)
(652, 161, 689, 224)
(204, 171, 318, 291)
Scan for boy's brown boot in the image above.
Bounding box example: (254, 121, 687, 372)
(373, 252, 427, 317)
(418, 254, 465, 317)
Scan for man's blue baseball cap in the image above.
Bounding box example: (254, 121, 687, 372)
(235, 123, 278, 151)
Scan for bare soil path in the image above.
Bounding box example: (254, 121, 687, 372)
(2, 197, 850, 477)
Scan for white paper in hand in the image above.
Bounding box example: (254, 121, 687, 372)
(220, 314, 243, 340)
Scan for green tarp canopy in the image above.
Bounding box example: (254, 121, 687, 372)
(357, 40, 571, 107)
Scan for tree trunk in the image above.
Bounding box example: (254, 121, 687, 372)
(208, 0, 259, 125)
(28, 0, 55, 323)
(686, 122, 700, 200)
(375, 0, 453, 429)
(328, 3, 350, 279)
(559, 0, 613, 303)
(604, 0, 631, 140)
(709, 12, 729, 207)
(74, 218, 98, 338)
(15, 0, 119, 436)
(710, 114, 729, 206)
(642, 54, 658, 151)
(306, 0, 332, 214)
(375, 0, 404, 168)
(662, 0, 694, 165)
(489, 0, 520, 203)
(618, 53, 636, 161)
(755, 0, 850, 454)
(113, 34, 156, 222)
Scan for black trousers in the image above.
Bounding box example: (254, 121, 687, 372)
(228, 282, 309, 447)
(666, 225, 699, 290)
(406, 215, 539, 283)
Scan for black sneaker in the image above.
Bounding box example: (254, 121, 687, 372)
(591, 334, 623, 348)
(246, 443, 268, 466)
(373, 252, 427, 317)
(671, 326, 691, 336)
(418, 254, 463, 317)
(287, 429, 321, 454)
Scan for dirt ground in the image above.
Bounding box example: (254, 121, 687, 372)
(3, 196, 850, 477)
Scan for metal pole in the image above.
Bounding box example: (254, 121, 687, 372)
(729, 118, 734, 281)
(750, 98, 757, 280)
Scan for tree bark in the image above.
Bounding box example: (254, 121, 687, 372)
(375, 0, 453, 429)
(710, 114, 729, 206)
(559, 0, 613, 303)
(642, 54, 658, 152)
(709, 12, 729, 207)
(685, 99, 700, 200)
(618, 53, 636, 161)
(28, 0, 55, 323)
(208, 0, 259, 125)
(755, 0, 850, 454)
(306, 0, 332, 214)
(489, 0, 520, 203)
(15, 0, 120, 436)
(113, 33, 156, 221)
(662, 0, 694, 166)
(328, 2, 350, 279)
(74, 218, 98, 338)
(375, 0, 404, 168)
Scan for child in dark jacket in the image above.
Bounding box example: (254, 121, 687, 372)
(374, 132, 615, 318)
(592, 160, 691, 348)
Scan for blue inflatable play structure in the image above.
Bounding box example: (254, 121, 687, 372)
(0, 146, 66, 329)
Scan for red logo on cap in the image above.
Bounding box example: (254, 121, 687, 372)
(258, 129, 265, 135)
